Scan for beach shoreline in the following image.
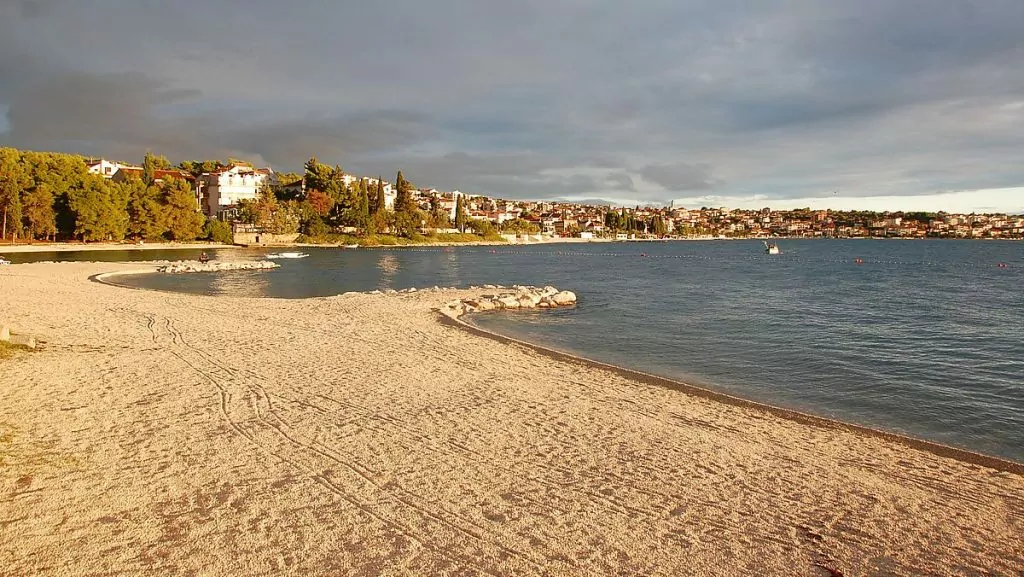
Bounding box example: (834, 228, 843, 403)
(2, 261, 1022, 575)
(0, 241, 237, 254)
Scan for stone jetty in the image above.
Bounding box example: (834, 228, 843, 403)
(156, 261, 280, 274)
(440, 285, 576, 317)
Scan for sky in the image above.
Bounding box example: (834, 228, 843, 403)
(1, 0, 1023, 213)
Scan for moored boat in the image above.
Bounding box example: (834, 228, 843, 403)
(266, 252, 309, 259)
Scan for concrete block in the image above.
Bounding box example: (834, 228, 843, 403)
(8, 334, 36, 349)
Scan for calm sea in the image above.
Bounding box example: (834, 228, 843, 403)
(10, 240, 1023, 462)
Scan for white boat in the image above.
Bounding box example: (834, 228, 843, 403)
(266, 252, 309, 259)
(343, 244, 359, 249)
(763, 241, 781, 255)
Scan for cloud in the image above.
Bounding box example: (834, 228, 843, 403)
(1, 1, 1023, 211)
(639, 162, 721, 191)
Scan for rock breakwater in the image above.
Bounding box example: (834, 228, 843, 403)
(156, 261, 280, 274)
(440, 285, 576, 317)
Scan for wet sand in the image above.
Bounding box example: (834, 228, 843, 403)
(1, 262, 1021, 576)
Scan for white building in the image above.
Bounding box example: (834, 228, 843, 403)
(202, 164, 275, 216)
(86, 159, 137, 179)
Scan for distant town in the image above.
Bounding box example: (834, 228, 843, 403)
(1, 147, 1021, 244)
(82, 156, 1024, 241)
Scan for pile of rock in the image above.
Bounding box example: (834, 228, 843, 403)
(441, 285, 577, 317)
(156, 261, 280, 274)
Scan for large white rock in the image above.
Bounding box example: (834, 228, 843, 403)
(517, 296, 536, 308)
(551, 291, 577, 305)
(495, 295, 521, 309)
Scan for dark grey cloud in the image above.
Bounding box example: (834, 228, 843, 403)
(639, 163, 720, 192)
(1, 0, 1023, 209)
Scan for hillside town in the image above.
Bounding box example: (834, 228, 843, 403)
(89, 157, 1024, 241)
(91, 158, 1024, 241)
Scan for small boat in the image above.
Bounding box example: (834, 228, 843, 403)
(343, 244, 359, 249)
(763, 240, 781, 255)
(266, 252, 309, 259)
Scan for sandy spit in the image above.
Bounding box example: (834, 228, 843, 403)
(0, 262, 1021, 577)
(0, 242, 235, 254)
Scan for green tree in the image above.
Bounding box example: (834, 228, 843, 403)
(123, 176, 166, 240)
(21, 185, 57, 241)
(303, 157, 336, 193)
(178, 159, 222, 179)
(162, 177, 204, 241)
(0, 148, 29, 240)
(467, 218, 495, 236)
(499, 218, 540, 234)
(142, 152, 171, 186)
(240, 184, 298, 235)
(454, 195, 467, 232)
(203, 218, 234, 244)
(69, 175, 128, 241)
(357, 182, 371, 232)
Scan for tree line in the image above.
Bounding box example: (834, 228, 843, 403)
(0, 147, 525, 245)
(0, 148, 222, 243)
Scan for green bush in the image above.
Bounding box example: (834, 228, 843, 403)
(203, 219, 234, 244)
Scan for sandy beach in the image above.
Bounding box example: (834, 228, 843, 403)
(0, 242, 236, 254)
(0, 262, 1021, 576)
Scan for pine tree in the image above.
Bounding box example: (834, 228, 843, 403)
(359, 183, 370, 232)
(394, 171, 408, 214)
(374, 177, 386, 215)
(162, 177, 204, 241)
(454, 195, 467, 233)
(0, 148, 29, 240)
(142, 152, 170, 186)
(70, 175, 128, 241)
(124, 176, 167, 240)
(22, 185, 57, 241)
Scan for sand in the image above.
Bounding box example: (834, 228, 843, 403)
(0, 262, 1021, 576)
(0, 242, 235, 254)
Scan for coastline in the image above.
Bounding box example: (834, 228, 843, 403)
(447, 311, 1022, 474)
(2, 261, 1022, 575)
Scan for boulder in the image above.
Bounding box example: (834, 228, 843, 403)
(517, 296, 536, 308)
(495, 295, 520, 309)
(551, 291, 577, 305)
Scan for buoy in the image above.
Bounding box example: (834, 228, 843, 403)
(855, 258, 863, 265)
